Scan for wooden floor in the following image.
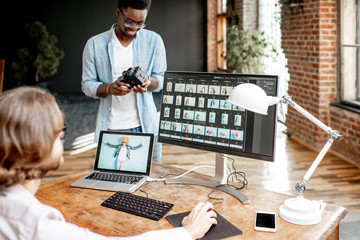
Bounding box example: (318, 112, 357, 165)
(44, 124, 360, 213)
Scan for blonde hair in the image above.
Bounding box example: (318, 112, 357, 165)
(120, 137, 130, 144)
(0, 86, 64, 188)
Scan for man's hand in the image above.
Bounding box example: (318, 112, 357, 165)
(182, 202, 217, 240)
(109, 79, 132, 96)
(133, 76, 150, 94)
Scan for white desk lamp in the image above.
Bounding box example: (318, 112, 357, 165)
(228, 83, 341, 225)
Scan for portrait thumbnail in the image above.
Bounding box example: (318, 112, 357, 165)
(183, 110, 195, 120)
(160, 121, 171, 130)
(166, 82, 173, 92)
(193, 125, 205, 135)
(209, 112, 216, 123)
(175, 83, 185, 92)
(234, 114, 242, 126)
(221, 86, 233, 96)
(182, 124, 193, 133)
(218, 128, 230, 139)
(163, 95, 174, 104)
(198, 97, 205, 108)
(171, 122, 182, 132)
(197, 85, 208, 94)
(194, 111, 206, 121)
(174, 108, 181, 119)
(207, 99, 220, 109)
(164, 107, 170, 117)
(230, 130, 244, 141)
(220, 100, 232, 110)
(184, 97, 196, 107)
(176, 95, 182, 105)
(186, 84, 196, 93)
(209, 85, 220, 95)
(221, 113, 228, 125)
(205, 127, 217, 137)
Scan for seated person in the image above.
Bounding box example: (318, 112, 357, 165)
(0, 87, 217, 240)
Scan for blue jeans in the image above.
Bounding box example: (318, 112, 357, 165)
(108, 126, 162, 163)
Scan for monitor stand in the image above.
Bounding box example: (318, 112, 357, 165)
(165, 153, 250, 205)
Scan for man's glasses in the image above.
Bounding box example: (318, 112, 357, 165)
(59, 125, 67, 140)
(119, 9, 147, 29)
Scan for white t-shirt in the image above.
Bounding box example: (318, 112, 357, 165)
(108, 29, 141, 130)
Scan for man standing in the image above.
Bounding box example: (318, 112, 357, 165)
(82, 0, 166, 162)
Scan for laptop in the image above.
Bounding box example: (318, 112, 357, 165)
(71, 130, 154, 192)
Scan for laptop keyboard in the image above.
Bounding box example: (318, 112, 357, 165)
(86, 172, 143, 184)
(101, 191, 174, 221)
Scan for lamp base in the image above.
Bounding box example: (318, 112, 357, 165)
(279, 195, 325, 225)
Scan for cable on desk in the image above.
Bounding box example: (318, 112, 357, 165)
(146, 165, 216, 183)
(138, 180, 151, 198)
(140, 172, 183, 198)
(205, 154, 247, 205)
(169, 165, 216, 179)
(140, 172, 173, 197)
(220, 153, 248, 191)
(207, 185, 224, 205)
(147, 177, 166, 182)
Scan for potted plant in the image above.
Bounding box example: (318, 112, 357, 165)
(220, 25, 276, 74)
(11, 21, 64, 86)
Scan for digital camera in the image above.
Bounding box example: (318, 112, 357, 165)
(120, 66, 147, 88)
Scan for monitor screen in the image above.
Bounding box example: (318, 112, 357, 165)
(158, 71, 278, 162)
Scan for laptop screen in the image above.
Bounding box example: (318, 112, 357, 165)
(94, 131, 154, 175)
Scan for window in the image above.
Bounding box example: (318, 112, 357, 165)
(217, 0, 227, 70)
(340, 0, 360, 107)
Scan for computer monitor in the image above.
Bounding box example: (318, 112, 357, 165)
(158, 71, 278, 204)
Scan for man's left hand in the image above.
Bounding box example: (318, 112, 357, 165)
(133, 84, 147, 93)
(133, 76, 150, 93)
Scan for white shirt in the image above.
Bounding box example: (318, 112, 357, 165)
(109, 29, 141, 130)
(0, 184, 191, 240)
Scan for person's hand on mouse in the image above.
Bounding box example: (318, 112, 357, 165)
(182, 202, 217, 240)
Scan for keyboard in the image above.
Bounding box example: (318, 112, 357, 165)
(85, 172, 143, 184)
(101, 191, 174, 221)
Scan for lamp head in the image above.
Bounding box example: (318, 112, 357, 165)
(227, 83, 280, 115)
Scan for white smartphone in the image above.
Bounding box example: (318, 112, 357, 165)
(254, 211, 277, 232)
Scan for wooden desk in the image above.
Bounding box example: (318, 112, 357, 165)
(36, 163, 347, 239)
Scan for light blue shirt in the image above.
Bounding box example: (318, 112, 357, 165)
(81, 25, 167, 162)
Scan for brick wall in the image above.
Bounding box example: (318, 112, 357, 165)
(281, 0, 337, 147)
(207, 0, 217, 72)
(281, 0, 360, 164)
(330, 106, 360, 163)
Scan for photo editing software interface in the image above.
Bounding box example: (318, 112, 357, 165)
(159, 71, 278, 161)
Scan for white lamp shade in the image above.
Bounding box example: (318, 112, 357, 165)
(227, 83, 280, 115)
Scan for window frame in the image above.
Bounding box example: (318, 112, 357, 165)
(339, 0, 360, 109)
(217, 0, 227, 71)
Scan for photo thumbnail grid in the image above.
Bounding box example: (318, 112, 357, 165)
(160, 78, 247, 150)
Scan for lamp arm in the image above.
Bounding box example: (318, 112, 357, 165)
(281, 95, 339, 136)
(295, 137, 335, 195)
(281, 95, 342, 196)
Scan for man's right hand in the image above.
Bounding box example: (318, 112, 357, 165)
(109, 79, 132, 96)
